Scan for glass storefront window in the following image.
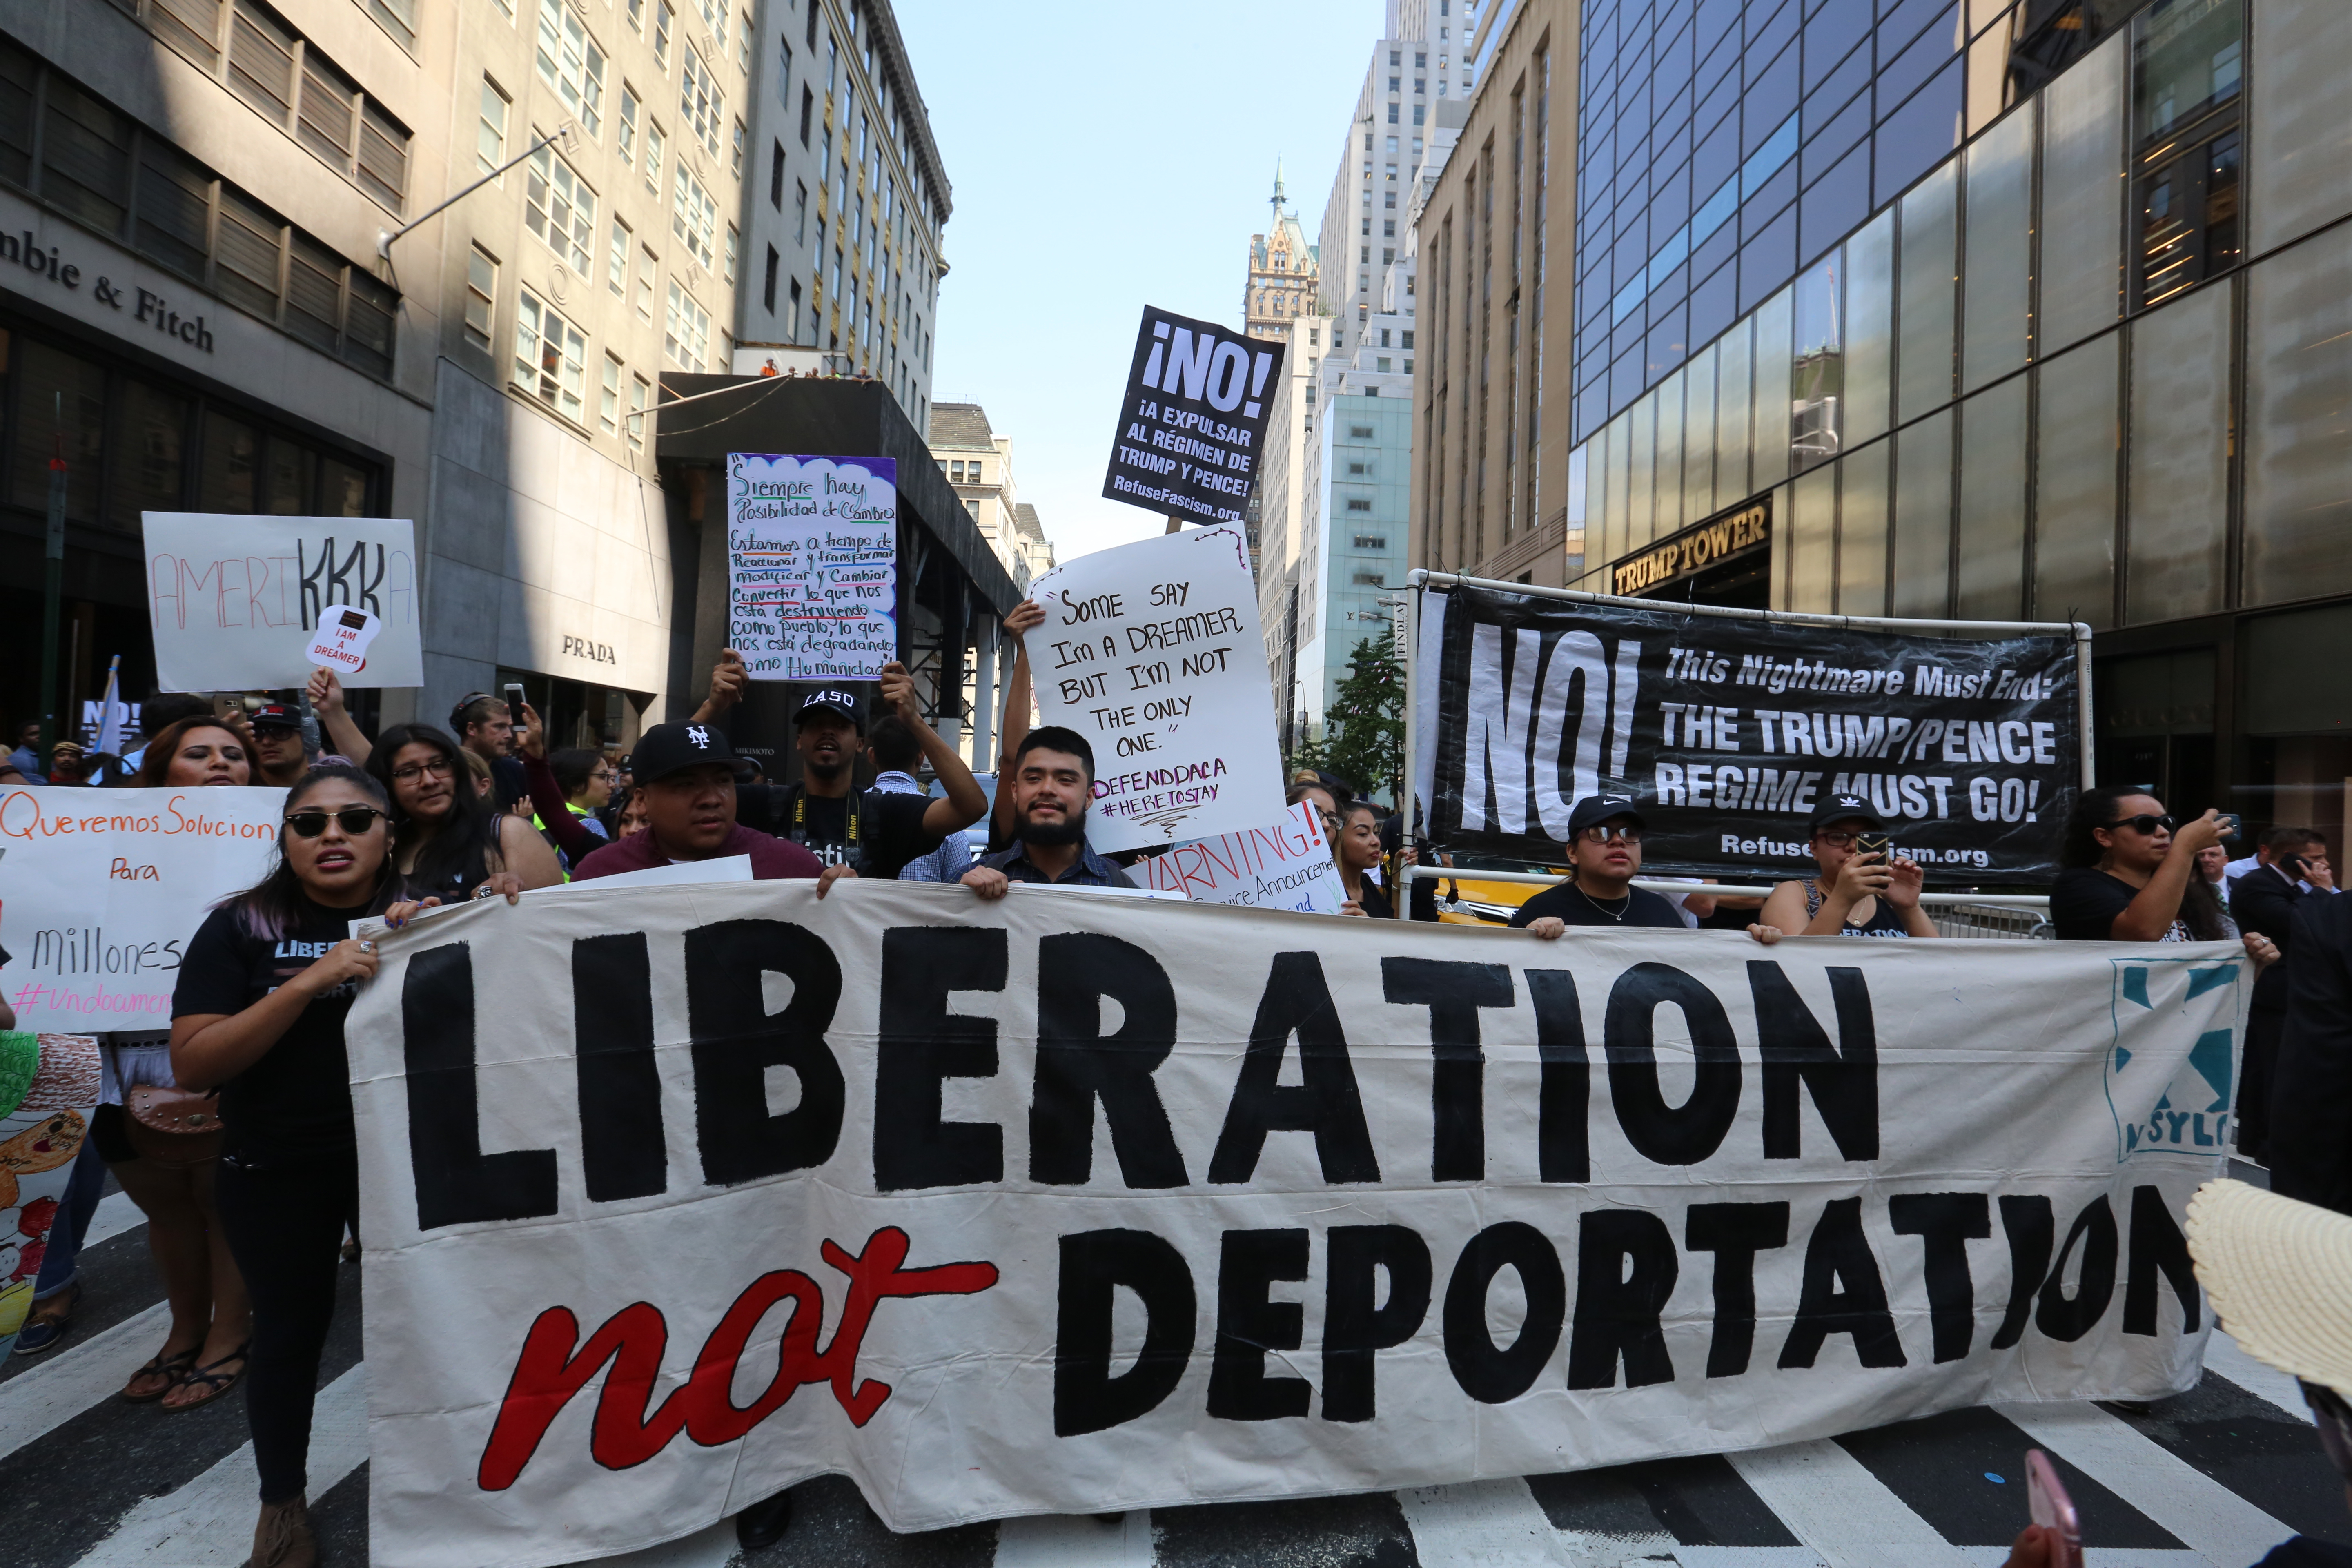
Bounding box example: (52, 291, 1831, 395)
(1955, 377, 2028, 618)
(1790, 257, 1843, 472)
(13, 340, 105, 523)
(1788, 462, 1835, 612)
(2240, 602, 2352, 850)
(106, 379, 191, 534)
(2130, 0, 2243, 310)
(265, 437, 315, 515)
(1603, 411, 1631, 568)
(1896, 161, 1957, 421)
(2098, 647, 2216, 813)
(1892, 406, 1953, 617)
(1715, 314, 1754, 506)
(2039, 31, 2126, 354)
(1751, 284, 1794, 489)
(1681, 341, 1718, 523)
(1838, 439, 1889, 617)
(200, 410, 261, 512)
(2247, 0, 2352, 255)
(1627, 393, 1657, 552)
(2131, 0, 2241, 145)
(2125, 283, 2229, 624)
(1656, 366, 1687, 539)
(2032, 334, 2120, 629)
(1843, 209, 1894, 448)
(1961, 101, 2032, 391)
(2242, 226, 2352, 608)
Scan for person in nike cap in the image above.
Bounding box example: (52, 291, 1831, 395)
(570, 721, 832, 884)
(1511, 795, 1688, 936)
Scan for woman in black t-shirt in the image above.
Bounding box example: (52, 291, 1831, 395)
(363, 723, 560, 904)
(2050, 786, 2276, 969)
(171, 764, 406, 1568)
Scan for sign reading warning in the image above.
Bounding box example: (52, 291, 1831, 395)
(1100, 305, 1285, 526)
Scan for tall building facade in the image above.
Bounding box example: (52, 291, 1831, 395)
(1244, 169, 1318, 342)
(1409, 0, 1578, 589)
(0, 0, 773, 749)
(1562, 0, 2352, 853)
(737, 0, 946, 430)
(926, 400, 1051, 590)
(1253, 311, 1332, 747)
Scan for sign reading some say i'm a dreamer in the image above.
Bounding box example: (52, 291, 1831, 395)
(349, 878, 2236, 1568)
(142, 513, 422, 690)
(1028, 523, 1285, 852)
(726, 454, 898, 681)
(1100, 305, 1285, 526)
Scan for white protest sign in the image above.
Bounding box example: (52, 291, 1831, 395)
(143, 514, 420, 690)
(0, 788, 282, 1027)
(1029, 524, 1285, 852)
(351, 881, 2238, 1568)
(306, 604, 383, 675)
(726, 454, 898, 680)
(1132, 802, 1347, 913)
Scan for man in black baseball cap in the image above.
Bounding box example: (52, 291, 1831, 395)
(1510, 794, 1690, 937)
(245, 700, 311, 788)
(1752, 793, 1935, 939)
(571, 721, 830, 883)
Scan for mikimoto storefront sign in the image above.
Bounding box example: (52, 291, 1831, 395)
(1611, 497, 1771, 597)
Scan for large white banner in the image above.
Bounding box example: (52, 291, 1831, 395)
(347, 884, 2241, 1568)
(1028, 525, 1285, 852)
(0, 788, 281, 1028)
(143, 513, 422, 690)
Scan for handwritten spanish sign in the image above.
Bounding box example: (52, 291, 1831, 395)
(142, 514, 421, 690)
(1100, 304, 1285, 526)
(1130, 801, 1347, 912)
(1028, 523, 1285, 853)
(726, 454, 898, 681)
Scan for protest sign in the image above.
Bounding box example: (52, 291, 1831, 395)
(726, 454, 898, 681)
(350, 879, 2234, 1567)
(1027, 525, 1285, 852)
(1131, 802, 1347, 913)
(143, 514, 421, 690)
(306, 604, 383, 675)
(0, 1031, 100, 1357)
(1422, 584, 2083, 883)
(0, 787, 282, 1028)
(1100, 305, 1285, 526)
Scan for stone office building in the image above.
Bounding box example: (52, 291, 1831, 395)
(1559, 0, 2352, 854)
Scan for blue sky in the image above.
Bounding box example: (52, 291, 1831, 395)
(895, 0, 1383, 566)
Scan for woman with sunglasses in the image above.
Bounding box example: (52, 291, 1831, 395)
(2052, 787, 2275, 968)
(1756, 795, 1939, 940)
(363, 723, 561, 904)
(170, 766, 407, 1568)
(26, 717, 265, 1396)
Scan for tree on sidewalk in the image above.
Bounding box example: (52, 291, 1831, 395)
(1309, 627, 1406, 804)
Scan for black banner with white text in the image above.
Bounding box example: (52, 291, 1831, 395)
(1100, 305, 1285, 526)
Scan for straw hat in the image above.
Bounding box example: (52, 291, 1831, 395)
(2185, 1178, 2352, 1402)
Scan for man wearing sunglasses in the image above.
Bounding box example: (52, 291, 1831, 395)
(1510, 795, 1689, 937)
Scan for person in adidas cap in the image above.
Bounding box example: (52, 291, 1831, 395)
(570, 721, 832, 884)
(1510, 795, 1690, 937)
(1753, 793, 1937, 940)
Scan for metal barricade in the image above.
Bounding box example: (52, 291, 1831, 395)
(1929, 903, 2055, 941)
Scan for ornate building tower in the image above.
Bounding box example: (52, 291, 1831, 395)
(1245, 165, 1321, 341)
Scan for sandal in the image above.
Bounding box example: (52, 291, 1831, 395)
(121, 1345, 200, 1403)
(162, 1341, 250, 1413)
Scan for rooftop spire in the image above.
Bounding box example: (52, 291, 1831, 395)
(1270, 159, 1287, 220)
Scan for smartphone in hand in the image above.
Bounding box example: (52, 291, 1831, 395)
(503, 683, 527, 739)
(2025, 1450, 2083, 1568)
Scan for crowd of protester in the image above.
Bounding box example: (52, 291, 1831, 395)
(4, 600, 2348, 1568)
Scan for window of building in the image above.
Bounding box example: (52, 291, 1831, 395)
(724, 222, 738, 282)
(464, 245, 497, 351)
(477, 78, 509, 177)
(763, 244, 779, 311)
(628, 374, 648, 449)
(1383, 219, 1396, 237)
(637, 244, 657, 320)
(769, 140, 785, 208)
(535, 0, 605, 137)
(514, 288, 587, 423)
(525, 140, 595, 273)
(795, 180, 808, 243)
(1387, 103, 1399, 123)
(1354, 535, 1388, 549)
(680, 45, 724, 155)
(1377, 356, 1392, 371)
(1346, 497, 1373, 512)
(644, 120, 664, 196)
(654, 0, 673, 67)
(608, 217, 629, 295)
(618, 86, 640, 167)
(800, 84, 814, 147)
(600, 352, 622, 435)
(665, 278, 710, 366)
(732, 117, 746, 177)
(788, 277, 803, 342)
(673, 161, 717, 266)
(777, 35, 793, 97)
(738, 10, 753, 72)
(1385, 136, 1399, 154)
(627, 0, 644, 36)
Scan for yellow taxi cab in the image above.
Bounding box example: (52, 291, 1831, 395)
(1425, 854, 1569, 925)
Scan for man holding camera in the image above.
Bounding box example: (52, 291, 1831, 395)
(1754, 795, 1940, 940)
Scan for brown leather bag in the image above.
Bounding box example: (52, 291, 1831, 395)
(122, 1085, 225, 1167)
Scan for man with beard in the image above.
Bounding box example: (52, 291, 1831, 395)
(961, 727, 1136, 895)
(695, 653, 986, 878)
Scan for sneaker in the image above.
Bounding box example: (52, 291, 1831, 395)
(13, 1284, 79, 1355)
(736, 1490, 793, 1551)
(245, 1494, 316, 1568)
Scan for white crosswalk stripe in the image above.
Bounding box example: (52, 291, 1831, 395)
(1996, 1399, 2296, 1568)
(1397, 1477, 1576, 1566)
(993, 1510, 1155, 1567)
(1724, 1439, 1975, 1568)
(0, 1300, 173, 1463)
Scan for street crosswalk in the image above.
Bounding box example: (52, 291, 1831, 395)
(3, 1180, 2345, 1568)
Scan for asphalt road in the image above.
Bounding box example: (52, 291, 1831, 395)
(4, 1160, 2343, 1568)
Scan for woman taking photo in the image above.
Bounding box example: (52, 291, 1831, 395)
(2051, 786, 2272, 958)
(363, 723, 560, 903)
(1756, 796, 1939, 940)
(24, 716, 261, 1399)
(172, 765, 405, 1568)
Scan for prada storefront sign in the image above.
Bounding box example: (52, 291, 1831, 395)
(1610, 495, 1770, 597)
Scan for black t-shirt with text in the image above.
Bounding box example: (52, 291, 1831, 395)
(172, 896, 365, 1165)
(2050, 866, 2190, 942)
(1508, 881, 1688, 930)
(739, 783, 939, 878)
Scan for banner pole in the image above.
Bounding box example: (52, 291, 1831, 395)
(1396, 572, 1424, 919)
(2073, 621, 2096, 791)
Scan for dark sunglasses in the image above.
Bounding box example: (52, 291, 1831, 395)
(1579, 824, 1642, 843)
(285, 806, 388, 837)
(2107, 813, 2177, 835)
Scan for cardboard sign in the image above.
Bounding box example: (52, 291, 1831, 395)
(1100, 305, 1285, 526)
(1027, 524, 1286, 852)
(306, 604, 383, 674)
(1131, 802, 1348, 913)
(348, 880, 2235, 1567)
(0, 787, 283, 1027)
(143, 514, 421, 690)
(725, 454, 898, 681)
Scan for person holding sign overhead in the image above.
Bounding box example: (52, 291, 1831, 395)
(1510, 796, 1689, 936)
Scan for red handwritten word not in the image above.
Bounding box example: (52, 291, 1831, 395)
(477, 1227, 998, 1490)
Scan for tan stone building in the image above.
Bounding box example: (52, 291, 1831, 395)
(1244, 167, 1319, 343)
(1408, 0, 1578, 588)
